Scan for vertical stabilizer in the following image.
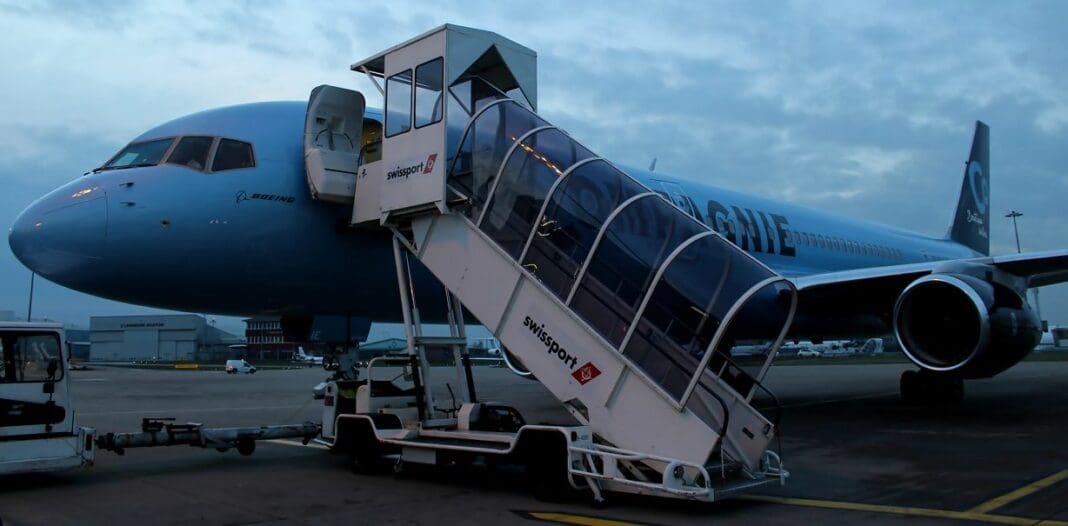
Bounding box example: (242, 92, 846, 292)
(949, 121, 990, 255)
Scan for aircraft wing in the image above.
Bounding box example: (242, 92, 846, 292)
(988, 250, 1068, 287)
(791, 249, 1068, 299)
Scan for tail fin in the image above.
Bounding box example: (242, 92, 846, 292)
(949, 121, 990, 256)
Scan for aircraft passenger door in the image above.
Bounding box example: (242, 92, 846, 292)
(303, 85, 366, 205)
(654, 180, 700, 220)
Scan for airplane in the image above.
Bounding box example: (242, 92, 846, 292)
(294, 346, 324, 366)
(8, 96, 1068, 405)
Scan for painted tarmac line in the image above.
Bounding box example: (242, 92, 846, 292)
(79, 404, 307, 416)
(264, 439, 330, 450)
(969, 468, 1068, 514)
(519, 511, 645, 526)
(743, 495, 1068, 526)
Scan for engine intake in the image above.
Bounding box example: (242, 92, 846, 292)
(893, 273, 1040, 378)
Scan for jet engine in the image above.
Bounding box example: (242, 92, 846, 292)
(893, 273, 1041, 378)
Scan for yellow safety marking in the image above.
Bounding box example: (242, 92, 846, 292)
(969, 468, 1068, 514)
(743, 495, 1068, 526)
(524, 511, 644, 526)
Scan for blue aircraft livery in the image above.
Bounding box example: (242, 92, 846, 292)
(8, 100, 1068, 399)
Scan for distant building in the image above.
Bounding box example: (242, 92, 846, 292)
(0, 310, 16, 322)
(90, 315, 239, 362)
(244, 316, 296, 360)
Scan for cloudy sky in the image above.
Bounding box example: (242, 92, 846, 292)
(2, 0, 1067, 335)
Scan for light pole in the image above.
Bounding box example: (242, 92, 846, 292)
(1006, 211, 1023, 253)
(26, 272, 35, 322)
(1005, 210, 1043, 323)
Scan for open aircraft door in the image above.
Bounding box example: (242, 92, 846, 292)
(304, 85, 366, 204)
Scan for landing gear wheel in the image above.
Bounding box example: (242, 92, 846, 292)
(900, 370, 964, 405)
(236, 438, 256, 456)
(930, 374, 964, 404)
(900, 370, 921, 404)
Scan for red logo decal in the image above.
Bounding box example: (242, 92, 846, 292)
(572, 362, 601, 385)
(423, 154, 437, 174)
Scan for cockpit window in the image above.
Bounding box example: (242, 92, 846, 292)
(212, 139, 255, 172)
(166, 136, 214, 171)
(103, 138, 174, 170)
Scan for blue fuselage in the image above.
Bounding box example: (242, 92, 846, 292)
(8, 102, 977, 335)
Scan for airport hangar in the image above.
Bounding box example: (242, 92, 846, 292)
(88, 314, 239, 361)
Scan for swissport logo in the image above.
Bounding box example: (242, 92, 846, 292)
(572, 362, 601, 385)
(386, 153, 438, 181)
(522, 314, 602, 386)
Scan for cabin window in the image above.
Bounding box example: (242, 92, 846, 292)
(166, 136, 214, 171)
(414, 58, 444, 128)
(102, 138, 175, 170)
(386, 69, 413, 137)
(212, 138, 255, 172)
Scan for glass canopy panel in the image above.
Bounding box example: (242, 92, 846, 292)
(621, 237, 780, 403)
(447, 101, 546, 221)
(619, 234, 731, 400)
(523, 160, 646, 301)
(480, 128, 593, 259)
(703, 278, 794, 399)
(570, 196, 706, 348)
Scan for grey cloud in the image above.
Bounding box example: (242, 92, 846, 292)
(1, 0, 1066, 326)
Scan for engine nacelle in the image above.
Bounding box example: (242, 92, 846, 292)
(893, 273, 1041, 378)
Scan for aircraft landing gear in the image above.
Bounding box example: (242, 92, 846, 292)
(900, 370, 964, 405)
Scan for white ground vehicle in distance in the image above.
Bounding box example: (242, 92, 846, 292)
(225, 359, 256, 374)
(0, 322, 96, 474)
(797, 348, 822, 357)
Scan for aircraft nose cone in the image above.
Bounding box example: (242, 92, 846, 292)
(9, 192, 108, 280)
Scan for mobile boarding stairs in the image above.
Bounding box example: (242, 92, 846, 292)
(309, 25, 797, 503)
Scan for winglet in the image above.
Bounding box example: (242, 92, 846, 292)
(948, 121, 990, 256)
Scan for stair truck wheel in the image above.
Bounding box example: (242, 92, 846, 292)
(337, 414, 400, 474)
(520, 430, 574, 502)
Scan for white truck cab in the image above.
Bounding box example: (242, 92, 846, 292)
(0, 322, 95, 474)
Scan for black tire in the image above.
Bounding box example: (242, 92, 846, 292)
(902, 370, 965, 405)
(522, 432, 573, 502)
(928, 374, 964, 404)
(236, 438, 256, 456)
(900, 370, 922, 405)
(340, 419, 387, 475)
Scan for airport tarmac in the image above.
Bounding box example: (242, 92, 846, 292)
(2, 360, 1067, 525)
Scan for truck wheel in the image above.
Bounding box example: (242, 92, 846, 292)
(523, 432, 573, 502)
(348, 442, 382, 474)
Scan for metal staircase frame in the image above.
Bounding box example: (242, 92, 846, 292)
(322, 24, 801, 504)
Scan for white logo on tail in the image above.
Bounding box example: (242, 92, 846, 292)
(967, 160, 988, 212)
